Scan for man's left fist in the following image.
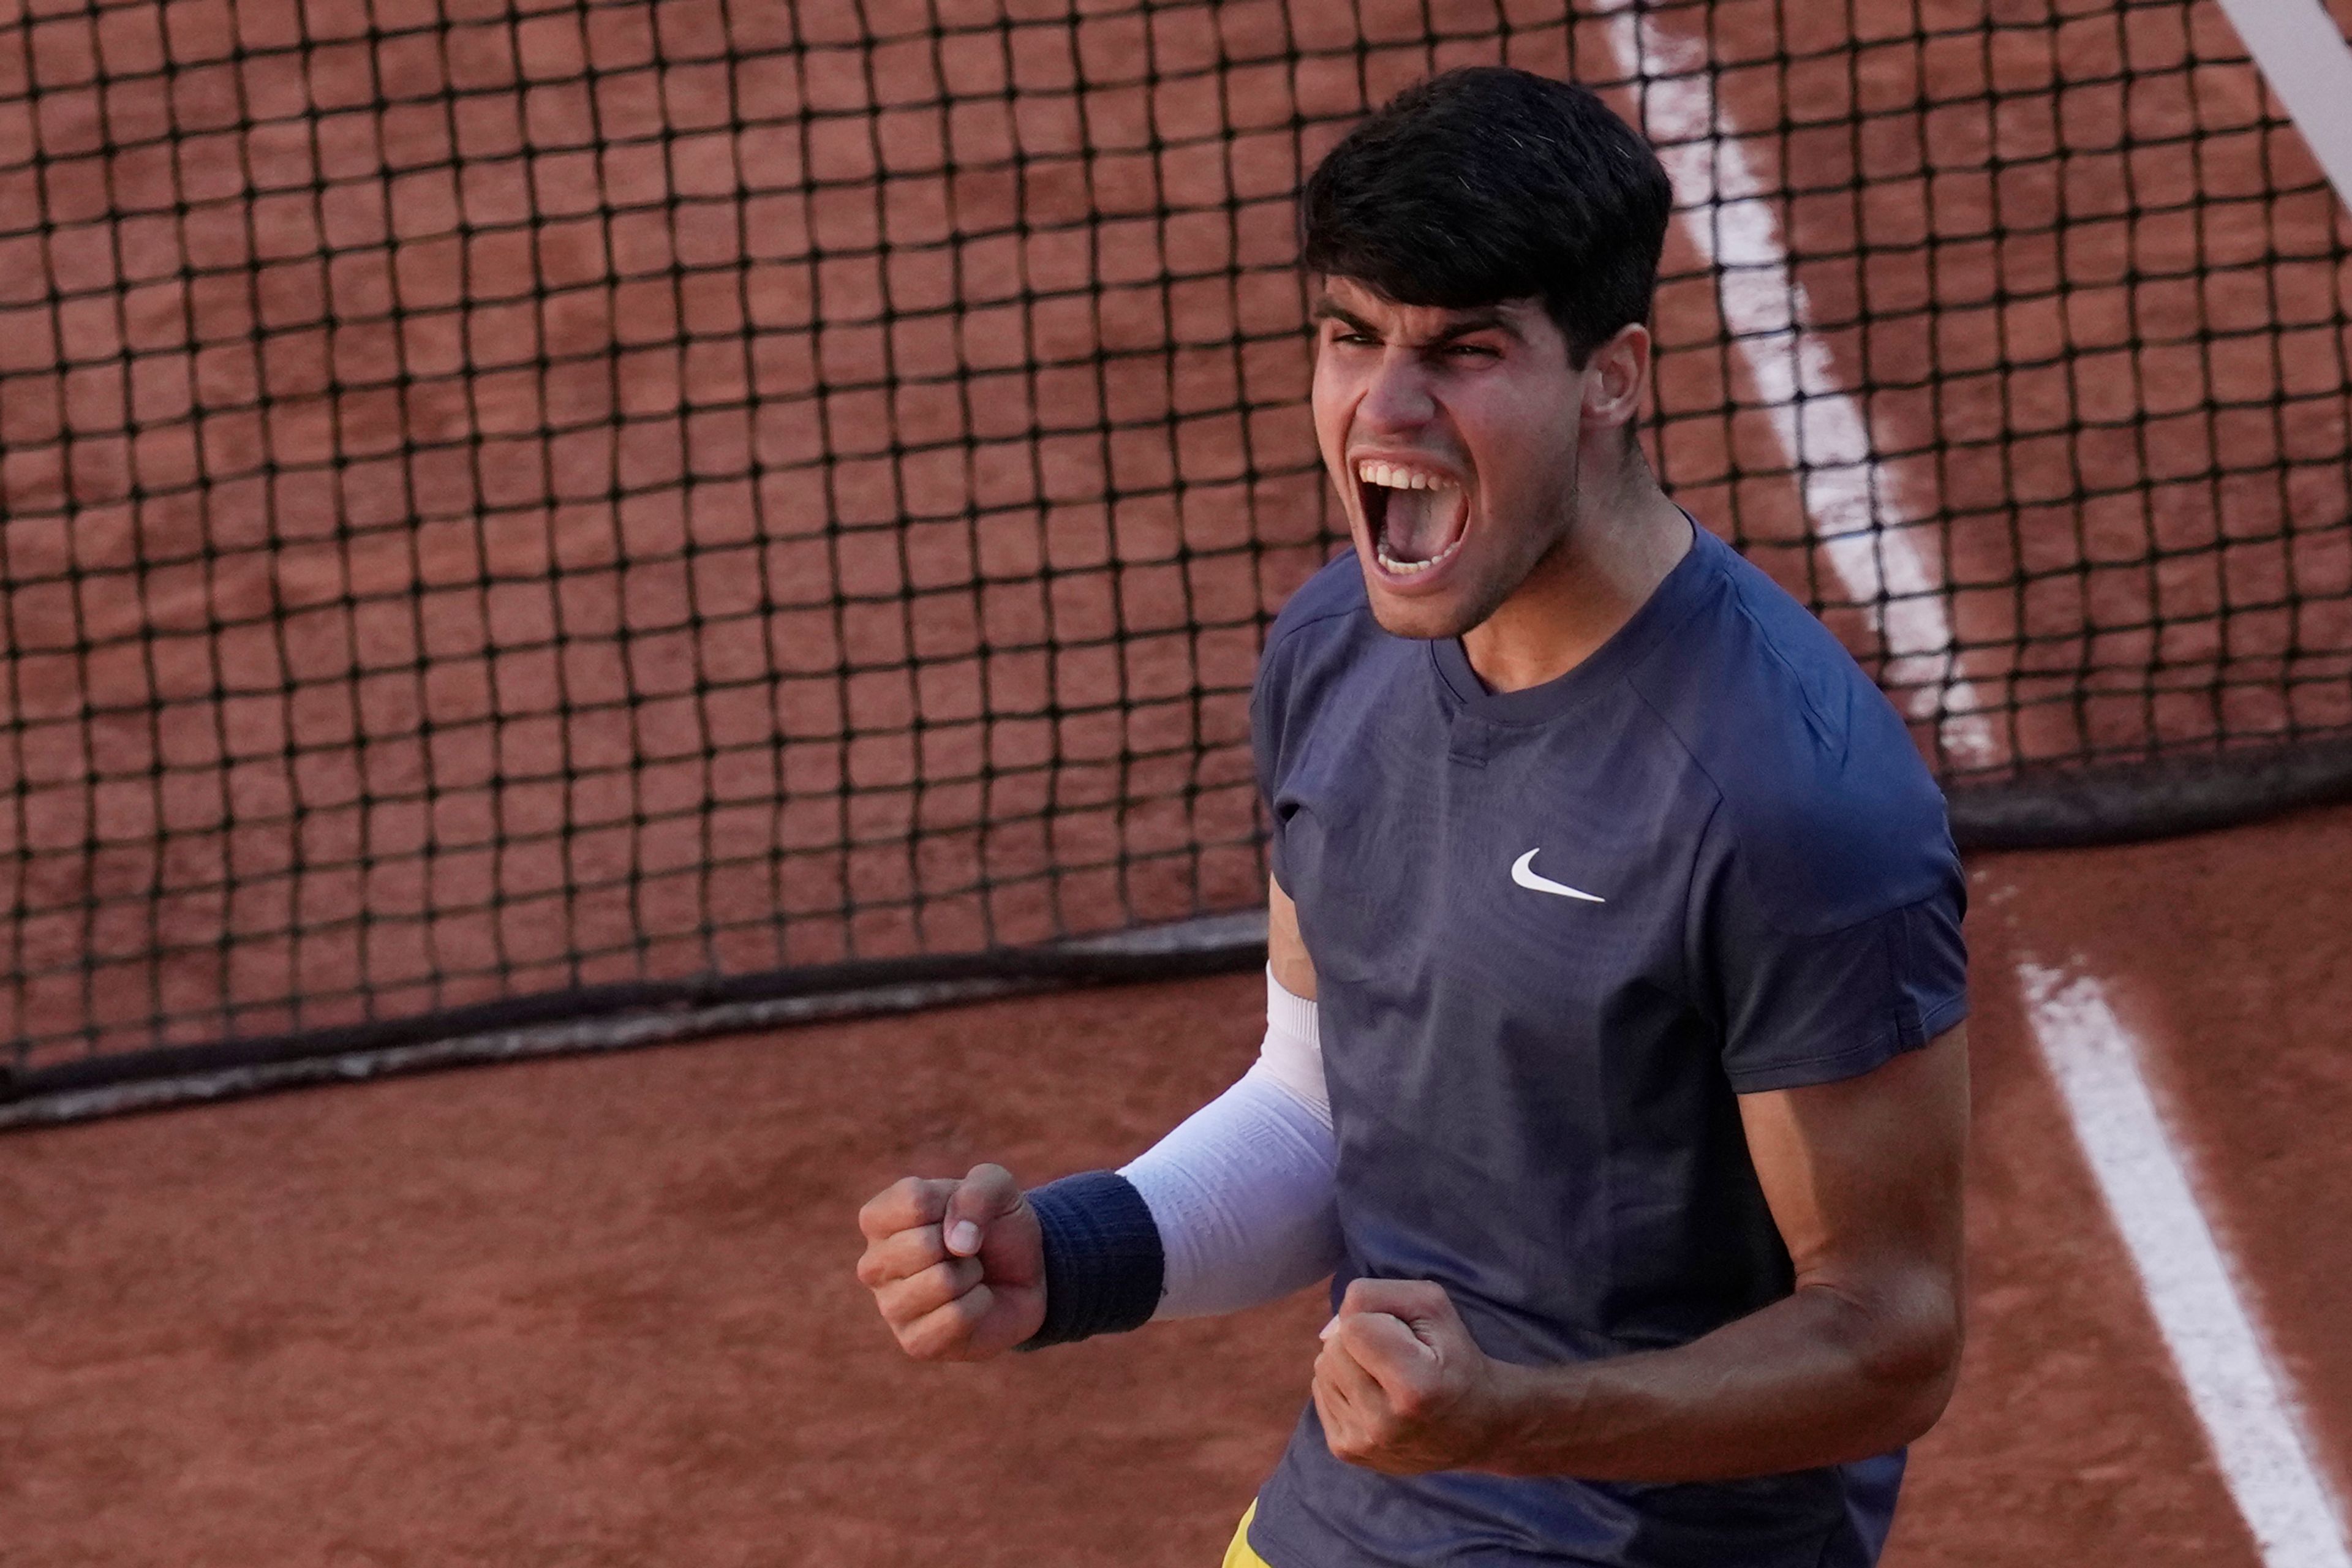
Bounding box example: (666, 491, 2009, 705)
(1313, 1277, 1511, 1475)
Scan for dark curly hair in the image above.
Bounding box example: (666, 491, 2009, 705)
(1300, 67, 1673, 366)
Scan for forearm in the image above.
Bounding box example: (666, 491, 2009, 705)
(1473, 1279, 1961, 1482)
(1022, 965, 1341, 1343)
(1119, 968, 1340, 1317)
(1120, 1064, 1341, 1317)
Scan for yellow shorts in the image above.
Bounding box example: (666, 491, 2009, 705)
(1221, 1502, 1273, 1568)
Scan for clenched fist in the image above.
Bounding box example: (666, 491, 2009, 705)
(1313, 1277, 1510, 1474)
(855, 1163, 1046, 1360)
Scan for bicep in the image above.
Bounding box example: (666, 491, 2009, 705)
(1269, 875, 1316, 1000)
(1737, 1025, 1969, 1306)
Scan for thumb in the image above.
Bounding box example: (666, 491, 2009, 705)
(1345, 1278, 1449, 1325)
(1330, 1308, 1439, 1382)
(943, 1162, 1021, 1258)
(1336, 1278, 1458, 1338)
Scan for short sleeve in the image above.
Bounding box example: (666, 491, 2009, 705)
(1691, 804, 1970, 1094)
(1251, 617, 1296, 893)
(1248, 554, 1377, 899)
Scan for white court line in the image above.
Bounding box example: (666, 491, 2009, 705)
(1596, 2, 1997, 769)
(2021, 963, 2351, 1567)
(2212, 0, 2352, 212)
(1592, 7, 2352, 1559)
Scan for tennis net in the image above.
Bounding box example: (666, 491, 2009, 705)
(3, 0, 2349, 1101)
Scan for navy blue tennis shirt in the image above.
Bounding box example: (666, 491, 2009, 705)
(1242, 521, 1969, 1567)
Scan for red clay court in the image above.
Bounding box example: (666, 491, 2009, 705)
(3, 0, 2351, 1561)
(9, 816, 2352, 1564)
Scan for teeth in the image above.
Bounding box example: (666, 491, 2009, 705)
(1354, 459, 1455, 492)
(1375, 529, 1468, 577)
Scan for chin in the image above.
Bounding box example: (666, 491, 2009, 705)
(1362, 592, 1472, 642)
(1353, 537, 1487, 641)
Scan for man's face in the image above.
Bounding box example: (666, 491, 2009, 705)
(1310, 277, 1590, 641)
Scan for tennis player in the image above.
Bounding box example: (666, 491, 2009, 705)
(855, 67, 1969, 1567)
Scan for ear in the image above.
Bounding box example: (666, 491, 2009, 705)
(1579, 322, 1653, 432)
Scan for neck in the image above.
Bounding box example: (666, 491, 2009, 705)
(1459, 464, 1694, 695)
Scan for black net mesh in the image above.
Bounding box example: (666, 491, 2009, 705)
(4, 0, 2350, 1083)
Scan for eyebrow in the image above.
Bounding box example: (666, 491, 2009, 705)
(1309, 297, 1527, 347)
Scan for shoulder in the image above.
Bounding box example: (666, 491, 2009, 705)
(1632, 533, 1958, 935)
(1255, 551, 1378, 706)
(1252, 551, 1424, 832)
(1265, 550, 1373, 657)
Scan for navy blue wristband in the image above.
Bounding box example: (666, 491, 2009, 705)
(1019, 1170, 1164, 1349)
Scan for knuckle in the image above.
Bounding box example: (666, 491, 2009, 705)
(877, 1276, 925, 1322)
(970, 1163, 1019, 1207)
(907, 1298, 982, 1360)
(873, 1286, 916, 1329)
(859, 1242, 914, 1295)
(899, 1309, 954, 1359)
(878, 1295, 920, 1339)
(860, 1177, 924, 1234)
(912, 1259, 957, 1304)
(889, 1261, 958, 1319)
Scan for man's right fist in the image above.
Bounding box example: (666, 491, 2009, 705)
(854, 1162, 1047, 1360)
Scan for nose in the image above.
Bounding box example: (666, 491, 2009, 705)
(1357, 347, 1438, 435)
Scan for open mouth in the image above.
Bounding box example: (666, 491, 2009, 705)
(1356, 458, 1470, 578)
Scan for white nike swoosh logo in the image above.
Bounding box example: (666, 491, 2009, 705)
(1511, 849, 1606, 903)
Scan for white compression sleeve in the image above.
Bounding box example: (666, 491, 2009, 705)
(1117, 967, 1343, 1319)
